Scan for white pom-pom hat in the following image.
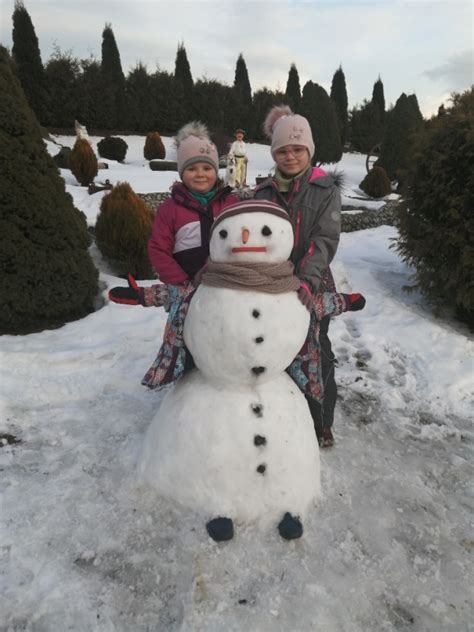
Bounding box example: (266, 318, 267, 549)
(263, 105, 315, 160)
(175, 121, 219, 176)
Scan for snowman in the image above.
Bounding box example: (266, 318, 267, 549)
(139, 200, 320, 542)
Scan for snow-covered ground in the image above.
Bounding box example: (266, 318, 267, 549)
(1, 137, 473, 631)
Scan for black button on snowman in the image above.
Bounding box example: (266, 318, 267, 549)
(139, 200, 320, 542)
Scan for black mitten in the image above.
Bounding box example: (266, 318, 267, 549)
(108, 274, 144, 305)
(343, 293, 366, 311)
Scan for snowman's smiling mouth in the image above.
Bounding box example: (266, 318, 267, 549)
(231, 246, 267, 253)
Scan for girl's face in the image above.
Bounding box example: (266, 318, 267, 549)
(182, 162, 217, 194)
(274, 144, 311, 177)
(235, 132, 244, 141)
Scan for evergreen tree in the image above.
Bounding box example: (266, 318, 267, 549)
(100, 23, 125, 129)
(0, 46, 98, 334)
(11, 0, 49, 125)
(233, 53, 253, 135)
(150, 69, 186, 133)
(372, 76, 385, 119)
(174, 43, 194, 121)
(330, 65, 349, 144)
(75, 56, 103, 129)
(378, 92, 424, 182)
(252, 88, 290, 142)
(395, 88, 474, 327)
(285, 63, 301, 111)
(192, 79, 231, 132)
(45, 47, 80, 128)
(125, 62, 154, 132)
(174, 43, 194, 92)
(349, 100, 384, 153)
(234, 53, 252, 106)
(300, 81, 342, 165)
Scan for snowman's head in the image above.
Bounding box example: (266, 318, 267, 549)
(210, 200, 294, 263)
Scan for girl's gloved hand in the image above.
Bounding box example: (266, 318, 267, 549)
(108, 273, 144, 305)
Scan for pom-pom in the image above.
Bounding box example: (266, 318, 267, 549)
(174, 121, 210, 149)
(263, 105, 293, 139)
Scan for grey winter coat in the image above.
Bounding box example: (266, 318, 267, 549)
(254, 166, 341, 293)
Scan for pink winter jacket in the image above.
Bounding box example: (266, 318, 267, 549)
(148, 183, 239, 284)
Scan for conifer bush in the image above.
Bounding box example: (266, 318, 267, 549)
(97, 136, 128, 162)
(95, 182, 154, 279)
(359, 166, 391, 198)
(144, 132, 166, 160)
(395, 89, 474, 328)
(0, 45, 98, 334)
(69, 138, 98, 186)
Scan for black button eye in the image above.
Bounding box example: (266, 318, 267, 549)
(219, 229, 228, 239)
(261, 225, 272, 236)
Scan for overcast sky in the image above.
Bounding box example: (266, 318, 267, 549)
(1, 0, 472, 118)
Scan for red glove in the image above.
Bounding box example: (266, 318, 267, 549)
(343, 293, 366, 311)
(108, 274, 144, 305)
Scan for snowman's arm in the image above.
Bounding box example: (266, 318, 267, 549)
(148, 203, 191, 285)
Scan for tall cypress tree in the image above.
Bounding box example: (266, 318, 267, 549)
(285, 63, 301, 111)
(174, 43, 194, 121)
(233, 53, 252, 133)
(0, 46, 98, 334)
(301, 81, 342, 165)
(11, 0, 49, 125)
(330, 65, 349, 144)
(175, 43, 193, 94)
(378, 92, 424, 182)
(100, 23, 125, 129)
(372, 77, 385, 119)
(234, 53, 252, 106)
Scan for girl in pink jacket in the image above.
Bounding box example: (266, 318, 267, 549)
(109, 122, 239, 384)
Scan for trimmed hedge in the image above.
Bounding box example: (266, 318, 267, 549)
(96, 182, 154, 279)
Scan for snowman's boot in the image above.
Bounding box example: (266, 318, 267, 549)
(206, 517, 234, 542)
(278, 512, 303, 540)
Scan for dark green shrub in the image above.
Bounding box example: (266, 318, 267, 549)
(69, 138, 98, 186)
(0, 45, 98, 334)
(97, 136, 128, 162)
(378, 93, 423, 182)
(395, 89, 474, 328)
(359, 166, 391, 198)
(95, 182, 154, 279)
(144, 132, 166, 160)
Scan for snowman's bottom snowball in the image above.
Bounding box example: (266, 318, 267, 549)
(138, 369, 320, 527)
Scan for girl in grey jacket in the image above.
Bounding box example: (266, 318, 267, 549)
(254, 105, 342, 447)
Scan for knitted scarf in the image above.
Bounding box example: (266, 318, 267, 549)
(189, 187, 217, 206)
(202, 260, 300, 294)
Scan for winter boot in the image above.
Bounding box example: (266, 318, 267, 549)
(319, 427, 334, 448)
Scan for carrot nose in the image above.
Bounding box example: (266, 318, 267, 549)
(242, 228, 250, 244)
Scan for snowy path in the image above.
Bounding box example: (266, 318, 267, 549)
(1, 227, 473, 631)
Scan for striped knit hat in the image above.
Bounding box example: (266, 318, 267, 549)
(210, 200, 291, 237)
